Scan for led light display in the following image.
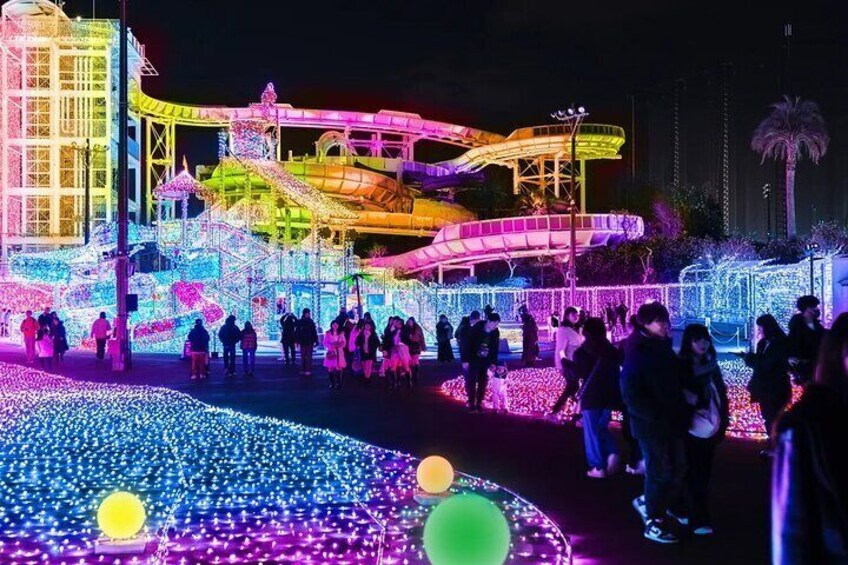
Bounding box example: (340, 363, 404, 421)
(441, 360, 802, 439)
(0, 364, 569, 563)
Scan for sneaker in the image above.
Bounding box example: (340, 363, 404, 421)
(587, 467, 606, 479)
(626, 460, 645, 475)
(644, 519, 679, 544)
(632, 495, 648, 523)
(606, 453, 621, 476)
(693, 525, 714, 536)
(667, 510, 689, 526)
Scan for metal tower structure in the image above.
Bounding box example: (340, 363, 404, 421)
(0, 0, 154, 264)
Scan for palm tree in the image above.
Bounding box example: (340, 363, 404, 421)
(516, 187, 570, 216)
(752, 96, 829, 239)
(340, 272, 373, 318)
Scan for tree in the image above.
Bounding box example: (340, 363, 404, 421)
(515, 187, 570, 216)
(340, 272, 372, 318)
(752, 96, 829, 239)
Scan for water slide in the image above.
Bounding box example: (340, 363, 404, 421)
(133, 88, 625, 237)
(368, 214, 644, 274)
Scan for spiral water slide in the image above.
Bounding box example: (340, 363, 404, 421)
(132, 89, 627, 242)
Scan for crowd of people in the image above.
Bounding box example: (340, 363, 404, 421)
(8, 292, 844, 559)
(181, 307, 433, 390)
(18, 307, 69, 369)
(539, 292, 844, 554)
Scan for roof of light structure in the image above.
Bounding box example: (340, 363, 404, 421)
(2, 0, 68, 18)
(154, 168, 216, 202)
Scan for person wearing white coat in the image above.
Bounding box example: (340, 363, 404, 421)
(551, 306, 584, 416)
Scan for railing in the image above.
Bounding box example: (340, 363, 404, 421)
(507, 123, 626, 141)
(434, 214, 644, 244)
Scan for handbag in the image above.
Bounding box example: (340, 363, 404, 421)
(686, 382, 721, 438)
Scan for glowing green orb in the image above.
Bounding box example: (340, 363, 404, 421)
(423, 493, 510, 565)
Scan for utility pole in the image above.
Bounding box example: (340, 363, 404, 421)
(114, 0, 130, 371)
(551, 105, 589, 306)
(71, 139, 107, 245)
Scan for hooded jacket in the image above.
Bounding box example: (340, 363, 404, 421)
(620, 331, 689, 439)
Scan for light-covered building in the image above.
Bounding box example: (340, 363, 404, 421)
(0, 0, 154, 260)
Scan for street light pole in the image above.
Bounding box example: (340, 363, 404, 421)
(114, 0, 130, 371)
(551, 105, 589, 306)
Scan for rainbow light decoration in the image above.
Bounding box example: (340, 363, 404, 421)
(441, 360, 802, 439)
(0, 363, 569, 563)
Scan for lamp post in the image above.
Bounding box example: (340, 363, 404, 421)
(70, 139, 108, 245)
(762, 183, 771, 239)
(805, 241, 820, 296)
(551, 105, 589, 305)
(114, 0, 130, 371)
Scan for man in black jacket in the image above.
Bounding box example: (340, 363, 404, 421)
(466, 312, 500, 412)
(188, 319, 211, 381)
(296, 308, 319, 376)
(621, 302, 689, 544)
(458, 310, 481, 408)
(787, 295, 826, 385)
(218, 315, 241, 377)
(280, 311, 298, 365)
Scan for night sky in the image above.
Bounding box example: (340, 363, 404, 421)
(68, 0, 844, 232)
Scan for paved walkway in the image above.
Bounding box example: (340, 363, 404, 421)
(0, 342, 770, 564)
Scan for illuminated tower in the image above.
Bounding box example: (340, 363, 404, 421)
(0, 0, 155, 262)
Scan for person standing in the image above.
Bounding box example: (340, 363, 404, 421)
(90, 312, 111, 362)
(240, 321, 258, 377)
(772, 312, 848, 564)
(457, 311, 481, 406)
(520, 307, 539, 368)
(37, 306, 52, 329)
(218, 315, 242, 378)
(621, 302, 689, 544)
(21, 310, 39, 364)
(466, 312, 501, 412)
(51, 318, 68, 366)
(401, 317, 426, 386)
(574, 317, 623, 479)
(435, 314, 455, 362)
(619, 319, 645, 475)
(355, 321, 380, 381)
(280, 310, 298, 365)
(745, 314, 791, 446)
(296, 308, 318, 376)
(323, 320, 347, 390)
(676, 324, 729, 536)
(0, 307, 7, 338)
(616, 301, 629, 333)
(787, 295, 826, 385)
(550, 307, 584, 416)
(187, 319, 210, 381)
(35, 326, 53, 370)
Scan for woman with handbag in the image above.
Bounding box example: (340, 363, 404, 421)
(323, 320, 347, 390)
(676, 324, 729, 536)
(573, 317, 623, 478)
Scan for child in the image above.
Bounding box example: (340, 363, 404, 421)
(36, 327, 54, 370)
(488, 365, 509, 413)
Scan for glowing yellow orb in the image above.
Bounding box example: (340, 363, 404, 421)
(417, 456, 455, 494)
(97, 492, 146, 540)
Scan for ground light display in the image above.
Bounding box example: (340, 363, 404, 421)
(440, 359, 802, 439)
(0, 363, 570, 564)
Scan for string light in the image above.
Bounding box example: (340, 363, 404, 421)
(0, 364, 569, 562)
(441, 360, 802, 439)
